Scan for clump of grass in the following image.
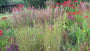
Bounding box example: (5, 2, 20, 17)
(15, 15, 62, 51)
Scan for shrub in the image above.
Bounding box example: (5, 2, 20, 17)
(0, 0, 7, 7)
(52, 0, 90, 4)
(23, 0, 46, 8)
(53, 0, 67, 3)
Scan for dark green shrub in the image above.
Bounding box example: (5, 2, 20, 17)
(53, 0, 67, 3)
(0, 0, 7, 7)
(23, 0, 46, 8)
(53, 0, 90, 4)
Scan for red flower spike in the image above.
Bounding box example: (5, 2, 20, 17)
(51, 5, 56, 8)
(12, 7, 23, 12)
(70, 10, 83, 15)
(71, 12, 76, 15)
(62, 1, 71, 7)
(14, 8, 20, 12)
(68, 4, 74, 7)
(0, 30, 2, 35)
(12, 7, 17, 11)
(73, 1, 78, 3)
(2, 17, 7, 19)
(0, 33, 2, 35)
(56, 2, 60, 5)
(17, 4, 24, 8)
(63, 1, 71, 4)
(27, 7, 31, 10)
(85, 16, 88, 18)
(0, 30, 2, 32)
(19, 8, 23, 11)
(31, 6, 34, 9)
(88, 26, 90, 28)
(68, 13, 71, 15)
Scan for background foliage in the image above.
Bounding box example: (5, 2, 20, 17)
(0, 0, 7, 7)
(23, 0, 46, 8)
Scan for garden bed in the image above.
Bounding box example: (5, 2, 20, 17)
(0, 0, 90, 51)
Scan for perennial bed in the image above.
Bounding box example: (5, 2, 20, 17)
(0, 0, 90, 51)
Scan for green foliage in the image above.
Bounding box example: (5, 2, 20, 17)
(0, 18, 15, 50)
(53, 0, 67, 3)
(0, 20, 9, 30)
(53, 0, 90, 4)
(0, 0, 7, 7)
(0, 39, 8, 51)
(23, 0, 46, 8)
(74, 15, 83, 23)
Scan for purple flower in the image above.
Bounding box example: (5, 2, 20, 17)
(6, 47, 11, 51)
(6, 44, 19, 51)
(0, 48, 1, 51)
(68, 15, 74, 20)
(10, 44, 14, 49)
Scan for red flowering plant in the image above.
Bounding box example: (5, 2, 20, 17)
(0, 17, 9, 30)
(2, 17, 7, 19)
(85, 16, 88, 18)
(0, 30, 2, 35)
(56, 2, 60, 5)
(12, 7, 23, 13)
(12, 7, 19, 13)
(27, 6, 34, 10)
(51, 5, 57, 8)
(17, 4, 24, 8)
(67, 12, 75, 21)
(68, 4, 74, 7)
(11, 4, 24, 13)
(73, 1, 78, 3)
(61, 0, 71, 7)
(87, 25, 90, 29)
(61, 0, 75, 13)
